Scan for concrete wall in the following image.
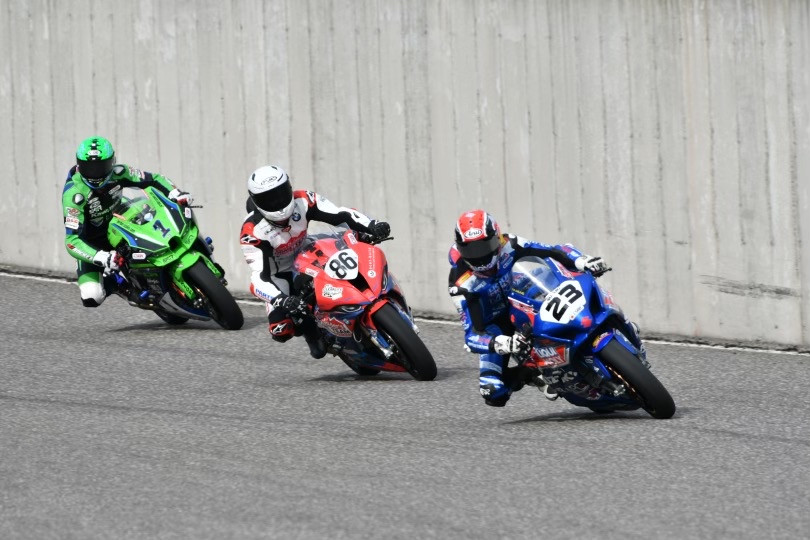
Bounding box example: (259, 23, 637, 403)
(1, 0, 809, 346)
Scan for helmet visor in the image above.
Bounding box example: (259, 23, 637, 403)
(79, 155, 115, 183)
(457, 234, 501, 265)
(252, 180, 293, 212)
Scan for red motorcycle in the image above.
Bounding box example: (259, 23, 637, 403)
(292, 229, 437, 381)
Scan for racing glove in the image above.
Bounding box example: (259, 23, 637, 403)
(368, 220, 391, 242)
(490, 334, 530, 356)
(168, 188, 194, 206)
(575, 255, 610, 277)
(93, 250, 122, 274)
(272, 294, 309, 318)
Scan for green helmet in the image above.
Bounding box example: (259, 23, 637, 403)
(76, 136, 115, 187)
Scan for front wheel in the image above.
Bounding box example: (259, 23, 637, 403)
(185, 260, 244, 330)
(371, 303, 437, 381)
(599, 340, 675, 419)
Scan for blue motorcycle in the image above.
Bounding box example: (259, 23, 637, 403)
(507, 256, 675, 419)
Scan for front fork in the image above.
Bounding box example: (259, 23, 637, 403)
(582, 329, 648, 395)
(359, 298, 417, 359)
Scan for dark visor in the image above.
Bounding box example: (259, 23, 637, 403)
(252, 180, 292, 211)
(457, 234, 500, 260)
(79, 156, 115, 181)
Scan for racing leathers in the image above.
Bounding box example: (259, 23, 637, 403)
(239, 189, 384, 351)
(448, 235, 598, 406)
(62, 164, 189, 307)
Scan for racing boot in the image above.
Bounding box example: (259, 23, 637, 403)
(299, 318, 327, 359)
(479, 352, 511, 406)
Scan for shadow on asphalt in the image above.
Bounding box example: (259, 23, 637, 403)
(504, 410, 665, 424)
(309, 365, 469, 383)
(110, 315, 267, 332)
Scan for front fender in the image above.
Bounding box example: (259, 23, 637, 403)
(588, 329, 644, 380)
(170, 251, 220, 299)
(360, 297, 413, 333)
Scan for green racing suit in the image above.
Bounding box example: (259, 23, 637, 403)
(62, 164, 180, 305)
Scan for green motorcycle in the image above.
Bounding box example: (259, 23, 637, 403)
(106, 186, 244, 330)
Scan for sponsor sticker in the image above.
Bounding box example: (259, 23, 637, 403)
(67, 207, 80, 217)
(253, 288, 275, 302)
(317, 315, 353, 337)
(593, 332, 611, 348)
(321, 284, 343, 300)
(305, 267, 320, 278)
(65, 216, 80, 230)
(66, 243, 92, 259)
(463, 228, 484, 239)
(184, 207, 192, 219)
(132, 252, 147, 260)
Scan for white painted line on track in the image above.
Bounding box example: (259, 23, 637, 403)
(3, 270, 807, 356)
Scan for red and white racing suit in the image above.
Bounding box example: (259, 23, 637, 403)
(239, 189, 377, 340)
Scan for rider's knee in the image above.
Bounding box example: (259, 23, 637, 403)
(79, 281, 106, 307)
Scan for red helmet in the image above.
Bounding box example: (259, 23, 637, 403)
(454, 210, 503, 277)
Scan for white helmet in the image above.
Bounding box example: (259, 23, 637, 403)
(247, 165, 294, 223)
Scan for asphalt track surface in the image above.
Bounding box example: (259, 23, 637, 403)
(1, 273, 809, 539)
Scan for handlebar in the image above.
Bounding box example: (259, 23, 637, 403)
(356, 232, 394, 245)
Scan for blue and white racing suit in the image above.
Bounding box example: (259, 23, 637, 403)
(447, 235, 587, 405)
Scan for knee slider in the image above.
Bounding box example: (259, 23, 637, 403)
(79, 281, 106, 307)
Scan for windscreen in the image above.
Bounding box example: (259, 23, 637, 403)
(117, 187, 149, 209)
(510, 257, 560, 302)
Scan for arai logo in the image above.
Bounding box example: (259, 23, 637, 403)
(463, 228, 484, 239)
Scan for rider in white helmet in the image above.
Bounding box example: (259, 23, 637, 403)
(240, 165, 391, 358)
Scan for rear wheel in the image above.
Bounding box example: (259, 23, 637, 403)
(371, 303, 437, 381)
(185, 260, 244, 330)
(155, 310, 188, 325)
(598, 340, 675, 419)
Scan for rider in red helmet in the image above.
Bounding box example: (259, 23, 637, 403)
(448, 209, 624, 407)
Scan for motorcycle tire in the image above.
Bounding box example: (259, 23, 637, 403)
(371, 303, 437, 381)
(155, 310, 189, 325)
(186, 260, 244, 330)
(598, 339, 675, 419)
(339, 354, 381, 376)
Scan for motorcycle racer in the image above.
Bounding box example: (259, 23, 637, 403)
(448, 209, 625, 407)
(239, 164, 391, 359)
(62, 136, 199, 307)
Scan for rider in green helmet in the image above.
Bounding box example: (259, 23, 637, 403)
(62, 136, 202, 307)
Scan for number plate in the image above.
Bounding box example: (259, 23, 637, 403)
(540, 280, 586, 323)
(325, 249, 360, 280)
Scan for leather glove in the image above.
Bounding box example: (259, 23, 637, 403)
(575, 255, 610, 277)
(490, 334, 530, 356)
(168, 188, 194, 206)
(272, 294, 309, 318)
(93, 250, 121, 273)
(368, 220, 391, 242)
